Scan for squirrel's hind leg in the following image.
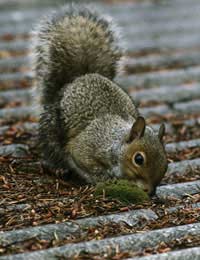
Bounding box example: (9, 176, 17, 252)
(39, 105, 73, 181)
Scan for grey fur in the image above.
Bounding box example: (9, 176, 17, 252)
(34, 4, 122, 105)
(35, 4, 167, 192)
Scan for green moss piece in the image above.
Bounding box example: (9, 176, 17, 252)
(95, 179, 149, 204)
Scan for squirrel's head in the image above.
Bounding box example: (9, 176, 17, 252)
(121, 116, 168, 196)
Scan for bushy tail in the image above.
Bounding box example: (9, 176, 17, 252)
(33, 4, 122, 104)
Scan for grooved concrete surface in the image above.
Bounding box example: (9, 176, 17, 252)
(0, 0, 200, 259)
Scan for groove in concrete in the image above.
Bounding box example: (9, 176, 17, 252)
(174, 100, 200, 114)
(0, 8, 52, 25)
(167, 159, 200, 176)
(1, 1, 200, 24)
(0, 99, 199, 120)
(165, 202, 200, 214)
(166, 139, 200, 153)
(0, 116, 198, 137)
(132, 84, 200, 104)
(127, 247, 200, 260)
(117, 66, 200, 88)
(0, 204, 31, 215)
(184, 117, 200, 127)
(0, 89, 32, 106)
(125, 32, 200, 53)
(0, 25, 32, 37)
(140, 100, 200, 117)
(0, 39, 30, 51)
(125, 51, 200, 72)
(1, 84, 199, 107)
(2, 48, 200, 72)
(123, 19, 200, 39)
(0, 144, 29, 157)
(0, 106, 34, 120)
(157, 180, 200, 199)
(0, 55, 32, 69)
(1, 201, 200, 251)
(0, 71, 33, 82)
(2, 31, 200, 54)
(0, 209, 158, 247)
(140, 105, 170, 117)
(1, 223, 199, 260)
(0, 122, 38, 135)
(2, 16, 200, 40)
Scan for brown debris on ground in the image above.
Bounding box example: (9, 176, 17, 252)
(0, 65, 199, 256)
(0, 1, 200, 258)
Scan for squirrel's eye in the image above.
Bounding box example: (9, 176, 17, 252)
(134, 153, 144, 166)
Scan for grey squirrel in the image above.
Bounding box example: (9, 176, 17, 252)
(34, 4, 168, 196)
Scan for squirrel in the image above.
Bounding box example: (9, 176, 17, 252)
(33, 4, 168, 196)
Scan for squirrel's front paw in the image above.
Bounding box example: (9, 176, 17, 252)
(56, 168, 73, 181)
(42, 161, 72, 180)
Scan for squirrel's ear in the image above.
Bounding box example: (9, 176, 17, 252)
(128, 116, 146, 142)
(158, 123, 165, 142)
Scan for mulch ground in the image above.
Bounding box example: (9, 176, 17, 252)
(0, 6, 200, 257)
